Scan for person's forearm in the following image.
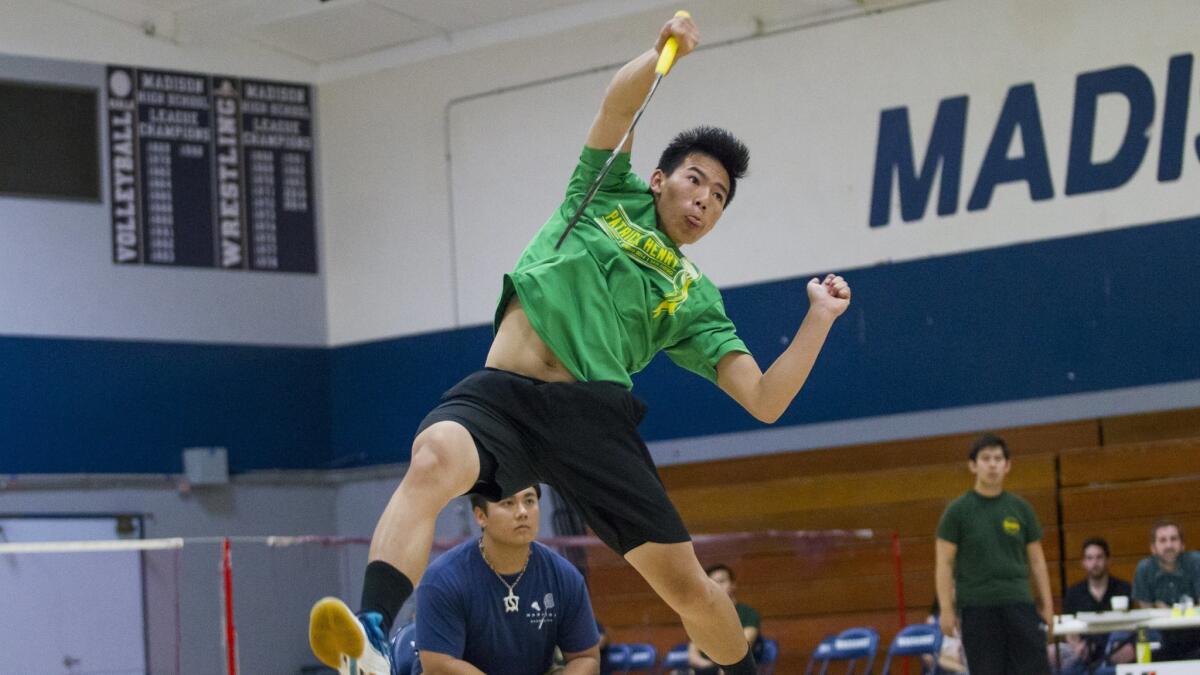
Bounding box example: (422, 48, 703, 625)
(935, 558, 956, 618)
(563, 655, 599, 675)
(597, 50, 658, 119)
(1031, 558, 1053, 616)
(751, 308, 837, 423)
(421, 658, 486, 675)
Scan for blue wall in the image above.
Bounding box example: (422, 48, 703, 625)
(3, 215, 1197, 473)
(0, 338, 329, 473)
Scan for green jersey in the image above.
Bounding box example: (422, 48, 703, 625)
(936, 489, 1043, 608)
(495, 146, 748, 389)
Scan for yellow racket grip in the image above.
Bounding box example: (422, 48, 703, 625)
(655, 10, 692, 76)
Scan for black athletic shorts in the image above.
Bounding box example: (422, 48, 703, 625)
(417, 368, 691, 554)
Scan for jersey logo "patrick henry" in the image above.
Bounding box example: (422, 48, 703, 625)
(596, 204, 701, 317)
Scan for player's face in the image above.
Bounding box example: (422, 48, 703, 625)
(1081, 544, 1109, 579)
(481, 487, 540, 546)
(1151, 525, 1183, 565)
(650, 152, 729, 247)
(968, 446, 1011, 487)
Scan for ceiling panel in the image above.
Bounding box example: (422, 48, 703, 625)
(250, 1, 438, 62)
(46, 0, 899, 79)
(374, 0, 590, 33)
(134, 0, 211, 10)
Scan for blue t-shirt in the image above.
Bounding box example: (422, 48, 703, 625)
(413, 539, 599, 675)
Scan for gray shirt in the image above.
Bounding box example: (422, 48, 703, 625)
(1132, 550, 1200, 605)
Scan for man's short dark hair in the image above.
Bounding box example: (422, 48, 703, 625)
(1151, 518, 1183, 542)
(704, 563, 735, 581)
(469, 484, 542, 515)
(969, 433, 1010, 461)
(1081, 537, 1110, 557)
(656, 126, 749, 206)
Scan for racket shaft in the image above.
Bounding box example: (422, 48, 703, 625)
(554, 73, 663, 249)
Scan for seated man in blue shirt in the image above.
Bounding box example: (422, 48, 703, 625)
(1133, 519, 1200, 661)
(400, 485, 600, 674)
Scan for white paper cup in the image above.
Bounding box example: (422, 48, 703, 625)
(1111, 595, 1129, 611)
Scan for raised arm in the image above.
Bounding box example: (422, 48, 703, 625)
(585, 14, 698, 152)
(418, 651, 486, 675)
(717, 275, 851, 423)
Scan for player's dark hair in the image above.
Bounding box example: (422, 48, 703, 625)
(1081, 537, 1110, 557)
(969, 433, 1010, 461)
(657, 126, 749, 206)
(469, 484, 541, 515)
(704, 563, 735, 581)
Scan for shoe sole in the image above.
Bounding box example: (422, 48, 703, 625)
(309, 596, 365, 669)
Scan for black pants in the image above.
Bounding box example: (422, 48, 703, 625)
(960, 603, 1051, 675)
(1158, 628, 1200, 661)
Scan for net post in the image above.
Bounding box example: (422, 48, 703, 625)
(221, 537, 238, 675)
(890, 530, 910, 675)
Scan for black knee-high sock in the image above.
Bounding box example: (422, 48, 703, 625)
(359, 560, 413, 634)
(717, 647, 757, 675)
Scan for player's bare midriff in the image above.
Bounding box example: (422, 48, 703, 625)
(485, 297, 577, 383)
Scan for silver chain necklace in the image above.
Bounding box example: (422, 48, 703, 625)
(478, 537, 530, 613)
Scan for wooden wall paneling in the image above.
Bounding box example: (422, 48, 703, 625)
(1063, 515, 1200, 561)
(1061, 477, 1200, 524)
(1102, 407, 1200, 445)
(658, 420, 1098, 490)
(669, 456, 1055, 526)
(1059, 439, 1200, 487)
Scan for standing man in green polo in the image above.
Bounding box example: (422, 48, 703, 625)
(935, 433, 1054, 675)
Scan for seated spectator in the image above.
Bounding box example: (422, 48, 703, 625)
(403, 486, 600, 674)
(687, 564, 763, 675)
(1133, 519, 1200, 661)
(927, 598, 968, 673)
(1051, 537, 1133, 673)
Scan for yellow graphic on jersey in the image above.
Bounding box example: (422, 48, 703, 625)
(1002, 516, 1021, 536)
(653, 269, 696, 317)
(596, 205, 700, 317)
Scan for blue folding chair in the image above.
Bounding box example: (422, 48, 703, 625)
(659, 642, 689, 673)
(390, 622, 418, 675)
(820, 627, 880, 675)
(804, 634, 836, 675)
(881, 624, 942, 675)
(757, 638, 780, 675)
(605, 643, 633, 673)
(623, 642, 657, 671)
(1091, 629, 1160, 675)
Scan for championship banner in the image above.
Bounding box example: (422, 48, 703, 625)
(106, 66, 316, 273)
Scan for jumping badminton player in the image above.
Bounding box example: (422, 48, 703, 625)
(310, 12, 851, 675)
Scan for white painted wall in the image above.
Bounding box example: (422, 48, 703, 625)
(0, 2, 326, 345)
(319, 0, 1200, 343)
(0, 470, 563, 675)
(0, 482, 339, 675)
